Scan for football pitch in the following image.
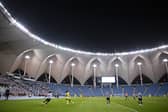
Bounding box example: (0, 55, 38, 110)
(0, 97, 168, 112)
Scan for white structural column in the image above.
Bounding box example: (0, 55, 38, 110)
(137, 62, 143, 86)
(48, 60, 53, 83)
(163, 58, 168, 79)
(115, 64, 119, 88)
(71, 63, 76, 87)
(92, 64, 97, 88)
(23, 55, 30, 76)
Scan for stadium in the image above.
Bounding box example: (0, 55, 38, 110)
(0, 1, 168, 112)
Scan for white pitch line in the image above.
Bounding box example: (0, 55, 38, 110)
(113, 103, 139, 112)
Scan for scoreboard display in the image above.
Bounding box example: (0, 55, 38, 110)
(101, 76, 115, 83)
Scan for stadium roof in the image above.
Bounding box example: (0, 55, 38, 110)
(0, 2, 168, 56)
(0, 2, 168, 85)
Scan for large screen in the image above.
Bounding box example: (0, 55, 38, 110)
(101, 76, 115, 83)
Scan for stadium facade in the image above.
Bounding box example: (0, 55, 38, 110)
(0, 2, 168, 86)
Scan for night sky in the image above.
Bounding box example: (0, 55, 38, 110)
(1, 0, 168, 53)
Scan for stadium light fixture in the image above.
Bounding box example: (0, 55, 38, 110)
(137, 62, 143, 86)
(137, 62, 142, 66)
(115, 64, 119, 68)
(163, 58, 168, 63)
(23, 55, 30, 77)
(71, 63, 76, 67)
(71, 62, 76, 87)
(162, 58, 168, 76)
(114, 63, 119, 88)
(92, 64, 97, 68)
(25, 55, 30, 59)
(92, 64, 97, 88)
(48, 60, 53, 83)
(49, 60, 54, 64)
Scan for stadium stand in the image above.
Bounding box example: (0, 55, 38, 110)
(1, 74, 168, 98)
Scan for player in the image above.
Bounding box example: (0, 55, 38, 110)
(5, 88, 10, 100)
(124, 92, 128, 100)
(43, 91, 52, 104)
(65, 90, 73, 104)
(138, 92, 143, 105)
(132, 92, 136, 100)
(106, 94, 110, 104)
(0, 91, 1, 99)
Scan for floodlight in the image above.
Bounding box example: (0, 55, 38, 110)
(137, 62, 142, 66)
(25, 55, 30, 59)
(71, 63, 76, 67)
(92, 64, 97, 68)
(163, 58, 168, 63)
(49, 60, 53, 64)
(115, 64, 119, 68)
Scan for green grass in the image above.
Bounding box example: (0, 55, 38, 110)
(0, 96, 168, 112)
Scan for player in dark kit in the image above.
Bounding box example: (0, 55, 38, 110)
(43, 91, 52, 104)
(106, 92, 111, 104)
(106, 95, 110, 104)
(138, 92, 143, 105)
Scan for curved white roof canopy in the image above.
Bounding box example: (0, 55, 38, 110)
(0, 2, 168, 56)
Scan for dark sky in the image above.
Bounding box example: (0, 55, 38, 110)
(1, 0, 168, 53)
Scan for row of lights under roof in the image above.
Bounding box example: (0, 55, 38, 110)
(24, 55, 168, 67)
(0, 2, 168, 56)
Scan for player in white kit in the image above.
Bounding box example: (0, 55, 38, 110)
(43, 91, 52, 104)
